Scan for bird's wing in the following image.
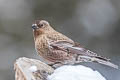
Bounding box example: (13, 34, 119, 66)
(50, 41, 118, 69)
(50, 41, 98, 57)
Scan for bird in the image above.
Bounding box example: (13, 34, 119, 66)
(32, 20, 118, 69)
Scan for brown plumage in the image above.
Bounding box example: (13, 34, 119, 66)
(32, 20, 118, 69)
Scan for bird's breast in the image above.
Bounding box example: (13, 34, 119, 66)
(35, 36, 49, 54)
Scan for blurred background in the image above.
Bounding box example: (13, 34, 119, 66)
(0, 0, 120, 80)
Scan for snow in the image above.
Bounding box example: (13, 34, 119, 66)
(28, 65, 37, 72)
(47, 65, 106, 80)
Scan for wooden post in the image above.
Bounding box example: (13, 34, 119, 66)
(14, 57, 54, 80)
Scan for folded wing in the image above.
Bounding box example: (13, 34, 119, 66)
(50, 41, 118, 69)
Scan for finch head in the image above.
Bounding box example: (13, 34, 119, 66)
(32, 20, 55, 38)
(32, 20, 50, 30)
(32, 20, 55, 31)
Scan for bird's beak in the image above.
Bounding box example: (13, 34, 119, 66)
(32, 24, 39, 29)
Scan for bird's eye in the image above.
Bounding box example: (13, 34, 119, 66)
(40, 24, 43, 27)
(38, 23, 44, 28)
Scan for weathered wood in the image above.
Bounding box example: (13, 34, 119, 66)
(14, 57, 54, 80)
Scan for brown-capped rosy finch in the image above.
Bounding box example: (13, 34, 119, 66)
(32, 20, 118, 69)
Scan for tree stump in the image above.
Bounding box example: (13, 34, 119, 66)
(14, 57, 54, 80)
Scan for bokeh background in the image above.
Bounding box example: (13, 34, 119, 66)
(0, 0, 120, 80)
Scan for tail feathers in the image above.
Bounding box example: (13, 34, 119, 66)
(78, 56, 118, 69)
(93, 57, 118, 69)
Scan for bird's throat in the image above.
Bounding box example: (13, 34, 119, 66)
(33, 30, 43, 41)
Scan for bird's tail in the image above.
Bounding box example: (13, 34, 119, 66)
(77, 55, 118, 69)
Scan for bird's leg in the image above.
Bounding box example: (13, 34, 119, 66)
(48, 62, 63, 69)
(66, 48, 70, 54)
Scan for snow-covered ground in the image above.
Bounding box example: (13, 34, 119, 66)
(48, 65, 106, 80)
